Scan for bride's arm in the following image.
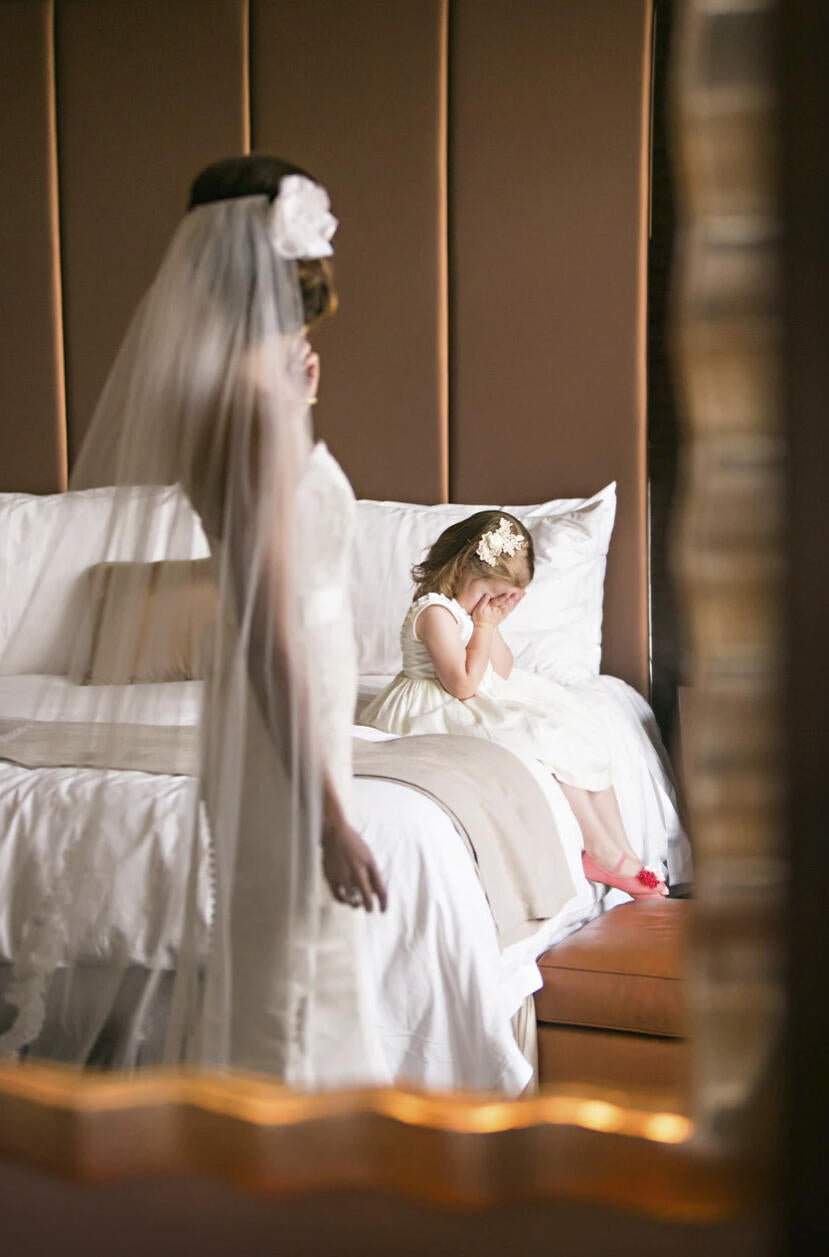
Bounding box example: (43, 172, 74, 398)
(224, 411, 387, 912)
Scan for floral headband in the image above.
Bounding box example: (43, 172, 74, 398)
(268, 174, 338, 259)
(475, 518, 528, 567)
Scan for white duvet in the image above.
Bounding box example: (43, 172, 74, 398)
(0, 673, 690, 1094)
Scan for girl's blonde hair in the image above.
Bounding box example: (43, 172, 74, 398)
(411, 511, 534, 599)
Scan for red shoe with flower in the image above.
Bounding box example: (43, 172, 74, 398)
(581, 851, 669, 899)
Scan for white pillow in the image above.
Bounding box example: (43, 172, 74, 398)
(0, 486, 209, 676)
(351, 483, 616, 684)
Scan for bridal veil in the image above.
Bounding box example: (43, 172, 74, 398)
(0, 165, 384, 1084)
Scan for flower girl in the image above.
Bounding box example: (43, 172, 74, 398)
(360, 512, 668, 899)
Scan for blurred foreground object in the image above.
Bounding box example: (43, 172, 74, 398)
(672, 0, 784, 1156)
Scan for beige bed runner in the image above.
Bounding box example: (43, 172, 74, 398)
(0, 719, 575, 946)
(0, 719, 200, 778)
(353, 734, 574, 945)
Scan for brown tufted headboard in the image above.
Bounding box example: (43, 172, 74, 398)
(0, 0, 652, 695)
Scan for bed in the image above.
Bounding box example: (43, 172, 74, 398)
(0, 485, 690, 1094)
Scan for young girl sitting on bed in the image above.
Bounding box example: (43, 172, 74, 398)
(360, 511, 668, 899)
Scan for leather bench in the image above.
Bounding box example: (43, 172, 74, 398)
(535, 898, 691, 1096)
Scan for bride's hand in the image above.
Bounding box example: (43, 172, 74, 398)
(300, 337, 320, 404)
(289, 335, 320, 403)
(322, 815, 388, 912)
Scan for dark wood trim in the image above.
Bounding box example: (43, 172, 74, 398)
(0, 1063, 759, 1221)
(780, 2, 829, 1252)
(647, 0, 683, 750)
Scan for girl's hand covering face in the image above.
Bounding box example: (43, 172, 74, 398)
(471, 589, 524, 627)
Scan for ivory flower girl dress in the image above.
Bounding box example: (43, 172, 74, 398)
(360, 592, 618, 792)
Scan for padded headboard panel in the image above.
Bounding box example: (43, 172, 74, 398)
(0, 0, 652, 694)
(0, 0, 66, 494)
(449, 0, 651, 693)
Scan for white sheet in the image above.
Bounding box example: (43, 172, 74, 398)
(0, 672, 689, 1093)
(356, 672, 693, 889)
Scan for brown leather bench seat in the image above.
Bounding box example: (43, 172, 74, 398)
(535, 899, 691, 1095)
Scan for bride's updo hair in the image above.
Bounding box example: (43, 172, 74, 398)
(412, 511, 534, 599)
(188, 155, 338, 326)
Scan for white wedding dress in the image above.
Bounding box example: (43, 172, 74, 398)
(194, 442, 388, 1086)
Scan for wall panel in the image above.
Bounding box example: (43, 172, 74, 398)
(0, 0, 656, 694)
(55, 0, 249, 458)
(0, 0, 66, 492)
(450, 0, 652, 691)
(252, 0, 448, 502)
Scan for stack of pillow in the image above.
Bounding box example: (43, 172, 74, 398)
(0, 481, 616, 687)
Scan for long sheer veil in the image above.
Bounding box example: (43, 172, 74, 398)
(0, 182, 378, 1082)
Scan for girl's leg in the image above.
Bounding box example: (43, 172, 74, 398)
(556, 781, 647, 878)
(590, 787, 641, 864)
(556, 781, 622, 867)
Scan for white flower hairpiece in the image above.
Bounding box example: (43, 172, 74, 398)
(475, 518, 528, 567)
(269, 174, 338, 259)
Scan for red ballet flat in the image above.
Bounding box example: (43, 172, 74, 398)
(581, 851, 669, 899)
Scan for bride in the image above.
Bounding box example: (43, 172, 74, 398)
(0, 156, 388, 1084)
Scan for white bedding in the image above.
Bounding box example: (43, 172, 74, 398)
(0, 673, 690, 1094)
